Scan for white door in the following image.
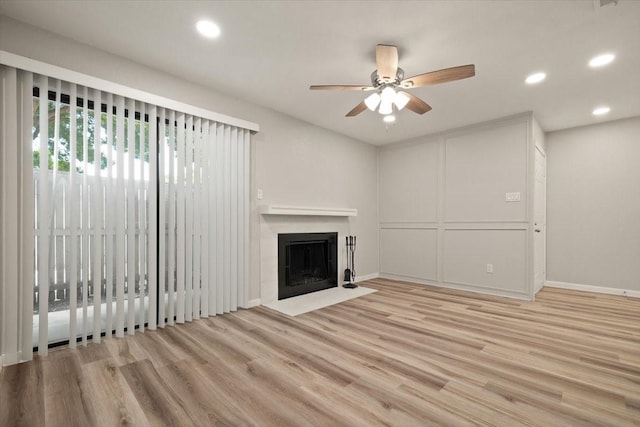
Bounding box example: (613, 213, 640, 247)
(534, 147, 546, 294)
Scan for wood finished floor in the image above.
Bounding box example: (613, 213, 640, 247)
(1, 278, 639, 426)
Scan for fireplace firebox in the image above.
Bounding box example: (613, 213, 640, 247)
(278, 232, 338, 300)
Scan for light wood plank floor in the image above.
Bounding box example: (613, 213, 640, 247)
(1, 278, 639, 426)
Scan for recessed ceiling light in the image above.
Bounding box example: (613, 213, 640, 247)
(525, 72, 546, 85)
(589, 53, 615, 68)
(383, 115, 396, 123)
(196, 20, 221, 39)
(592, 106, 610, 116)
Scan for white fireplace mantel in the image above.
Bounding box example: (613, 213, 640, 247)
(259, 205, 357, 217)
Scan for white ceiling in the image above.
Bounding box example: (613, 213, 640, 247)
(1, 0, 639, 145)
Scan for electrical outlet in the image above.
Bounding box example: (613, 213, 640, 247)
(486, 264, 494, 273)
(505, 192, 521, 202)
(257, 188, 263, 200)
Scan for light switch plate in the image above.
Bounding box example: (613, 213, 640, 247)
(505, 192, 521, 202)
(257, 188, 264, 200)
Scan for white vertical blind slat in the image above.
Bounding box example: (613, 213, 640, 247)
(68, 83, 78, 347)
(148, 104, 158, 329)
(1, 67, 20, 363)
(81, 85, 89, 346)
(230, 127, 238, 311)
(185, 115, 193, 322)
(37, 75, 49, 355)
(137, 101, 146, 333)
(92, 89, 103, 343)
(175, 113, 185, 323)
(115, 95, 126, 337)
(104, 92, 114, 338)
(223, 125, 231, 313)
(126, 97, 136, 334)
(243, 130, 250, 308)
(216, 123, 224, 314)
(192, 117, 202, 319)
(207, 121, 217, 315)
(200, 120, 209, 317)
(167, 110, 176, 325)
(19, 70, 35, 360)
(157, 108, 166, 328)
(237, 129, 246, 308)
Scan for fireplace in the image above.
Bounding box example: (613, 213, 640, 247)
(278, 232, 338, 300)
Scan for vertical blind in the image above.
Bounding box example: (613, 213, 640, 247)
(0, 66, 34, 365)
(0, 64, 252, 365)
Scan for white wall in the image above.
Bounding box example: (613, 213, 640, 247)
(0, 16, 379, 302)
(378, 113, 534, 299)
(546, 116, 640, 292)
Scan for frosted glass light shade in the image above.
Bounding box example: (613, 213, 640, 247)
(380, 87, 396, 104)
(364, 93, 381, 111)
(394, 91, 410, 110)
(378, 100, 393, 115)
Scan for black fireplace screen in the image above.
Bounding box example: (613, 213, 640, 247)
(278, 233, 337, 300)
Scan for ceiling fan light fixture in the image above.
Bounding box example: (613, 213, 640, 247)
(394, 91, 410, 110)
(378, 100, 393, 115)
(309, 44, 475, 119)
(364, 93, 381, 111)
(380, 86, 397, 104)
(383, 115, 396, 123)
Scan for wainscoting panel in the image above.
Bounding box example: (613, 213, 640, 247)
(443, 229, 528, 294)
(378, 114, 536, 299)
(380, 228, 437, 281)
(444, 121, 528, 222)
(379, 139, 438, 223)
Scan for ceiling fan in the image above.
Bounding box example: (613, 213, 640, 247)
(310, 44, 475, 119)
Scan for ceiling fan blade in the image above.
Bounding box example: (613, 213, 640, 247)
(404, 93, 432, 115)
(400, 64, 475, 88)
(345, 101, 368, 117)
(310, 85, 375, 91)
(376, 44, 398, 83)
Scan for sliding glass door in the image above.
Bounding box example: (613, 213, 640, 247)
(32, 83, 153, 346)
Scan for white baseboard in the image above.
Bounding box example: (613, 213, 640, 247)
(355, 272, 379, 283)
(545, 281, 640, 298)
(246, 298, 262, 308)
(1, 350, 20, 367)
(378, 273, 532, 301)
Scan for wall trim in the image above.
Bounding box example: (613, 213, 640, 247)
(545, 281, 640, 298)
(380, 224, 438, 230)
(379, 273, 531, 301)
(1, 350, 20, 367)
(356, 272, 380, 283)
(246, 298, 262, 308)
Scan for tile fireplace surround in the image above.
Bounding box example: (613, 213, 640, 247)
(259, 206, 356, 304)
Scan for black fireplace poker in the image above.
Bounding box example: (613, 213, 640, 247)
(343, 235, 358, 289)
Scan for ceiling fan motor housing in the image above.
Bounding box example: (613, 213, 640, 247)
(371, 68, 404, 89)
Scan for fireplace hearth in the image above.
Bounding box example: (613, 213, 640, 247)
(278, 232, 338, 300)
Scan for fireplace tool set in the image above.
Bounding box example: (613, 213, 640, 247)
(343, 235, 358, 288)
